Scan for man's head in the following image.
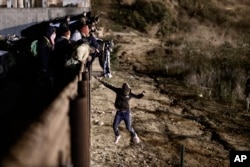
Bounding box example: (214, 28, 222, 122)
(63, 29, 71, 40)
(59, 25, 71, 39)
(80, 25, 90, 37)
(122, 83, 131, 96)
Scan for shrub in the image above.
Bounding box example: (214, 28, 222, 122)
(144, 37, 250, 103)
(178, 0, 228, 25)
(110, 0, 172, 33)
(133, 0, 167, 24)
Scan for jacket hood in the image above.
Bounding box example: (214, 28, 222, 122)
(122, 83, 131, 92)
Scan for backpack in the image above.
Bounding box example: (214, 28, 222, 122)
(30, 40, 38, 57)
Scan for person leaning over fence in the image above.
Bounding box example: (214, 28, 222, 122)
(70, 23, 84, 43)
(94, 75, 146, 144)
(70, 24, 91, 72)
(37, 25, 56, 89)
(85, 25, 100, 70)
(70, 23, 99, 71)
(52, 26, 77, 91)
(55, 15, 71, 38)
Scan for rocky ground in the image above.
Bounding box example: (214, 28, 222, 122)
(89, 30, 250, 167)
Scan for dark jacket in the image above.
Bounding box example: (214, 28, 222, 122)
(37, 36, 53, 72)
(53, 36, 74, 70)
(88, 34, 99, 49)
(37, 26, 56, 73)
(99, 80, 144, 110)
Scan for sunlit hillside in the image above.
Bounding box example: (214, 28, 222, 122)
(92, 0, 250, 103)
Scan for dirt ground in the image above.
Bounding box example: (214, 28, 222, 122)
(89, 30, 250, 167)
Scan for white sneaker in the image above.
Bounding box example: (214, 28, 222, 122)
(104, 73, 112, 78)
(108, 73, 112, 78)
(133, 134, 140, 144)
(114, 135, 121, 144)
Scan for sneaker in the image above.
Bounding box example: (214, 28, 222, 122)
(104, 73, 112, 78)
(133, 134, 140, 144)
(114, 135, 121, 144)
(108, 73, 112, 78)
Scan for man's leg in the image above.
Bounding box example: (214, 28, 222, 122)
(113, 111, 123, 143)
(124, 111, 140, 144)
(105, 51, 111, 74)
(104, 51, 112, 78)
(124, 111, 136, 137)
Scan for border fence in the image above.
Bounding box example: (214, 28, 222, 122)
(0, 64, 91, 167)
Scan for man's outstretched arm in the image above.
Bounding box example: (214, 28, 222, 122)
(93, 75, 118, 92)
(131, 91, 146, 99)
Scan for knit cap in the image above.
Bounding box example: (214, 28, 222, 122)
(45, 26, 56, 38)
(59, 24, 70, 36)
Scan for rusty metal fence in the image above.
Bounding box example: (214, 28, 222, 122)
(70, 71, 91, 167)
(0, 64, 91, 167)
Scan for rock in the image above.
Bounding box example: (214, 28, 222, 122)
(94, 120, 99, 124)
(98, 121, 104, 126)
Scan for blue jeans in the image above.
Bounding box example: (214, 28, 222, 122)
(103, 50, 111, 74)
(113, 110, 136, 138)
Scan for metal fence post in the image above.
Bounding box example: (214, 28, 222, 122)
(70, 71, 90, 167)
(87, 64, 92, 122)
(180, 145, 185, 167)
(82, 71, 91, 147)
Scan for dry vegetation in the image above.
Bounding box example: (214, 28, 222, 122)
(93, 0, 250, 103)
